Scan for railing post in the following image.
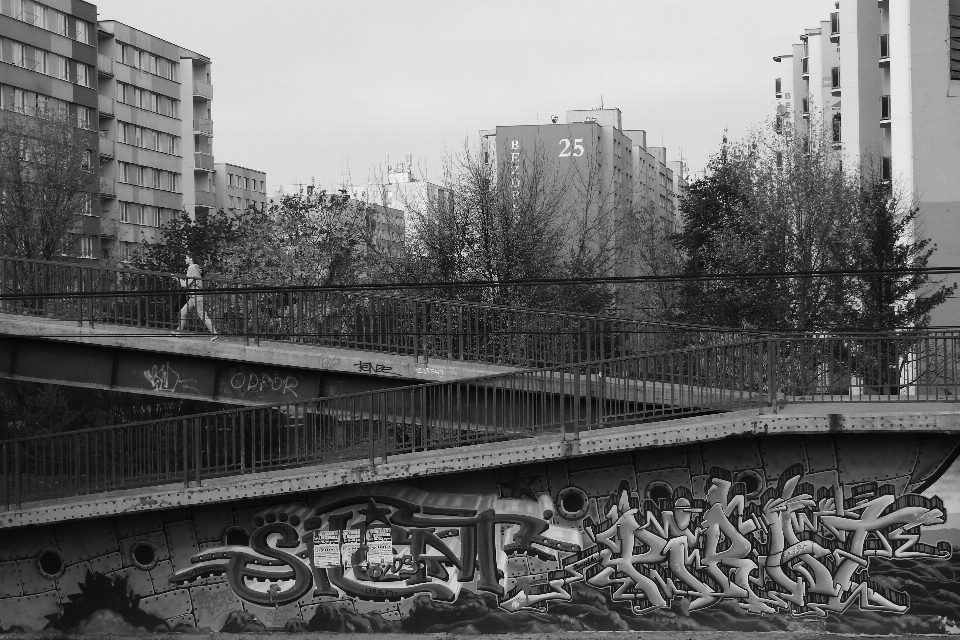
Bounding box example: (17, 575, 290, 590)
(194, 417, 202, 486)
(253, 292, 260, 347)
(182, 419, 190, 487)
(13, 442, 20, 509)
(413, 302, 421, 363)
(381, 392, 389, 463)
(2, 443, 7, 511)
(86, 267, 94, 327)
(768, 339, 779, 409)
(446, 305, 453, 361)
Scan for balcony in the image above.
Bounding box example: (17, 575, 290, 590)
(194, 152, 214, 172)
(830, 12, 840, 43)
(881, 95, 891, 124)
(831, 67, 841, 96)
(98, 94, 114, 118)
(97, 54, 113, 77)
(879, 34, 890, 64)
(193, 79, 213, 100)
(193, 117, 213, 136)
(98, 135, 114, 158)
(97, 22, 114, 37)
(195, 190, 216, 208)
(99, 177, 116, 198)
(801, 57, 809, 78)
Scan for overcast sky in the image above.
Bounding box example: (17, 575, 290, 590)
(93, 0, 837, 188)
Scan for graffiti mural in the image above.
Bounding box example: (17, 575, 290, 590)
(0, 433, 959, 634)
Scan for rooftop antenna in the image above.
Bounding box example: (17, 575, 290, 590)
(600, 72, 603, 109)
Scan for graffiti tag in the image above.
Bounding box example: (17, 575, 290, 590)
(143, 362, 198, 394)
(168, 463, 951, 619)
(230, 372, 299, 398)
(319, 355, 342, 370)
(415, 366, 444, 376)
(354, 361, 393, 375)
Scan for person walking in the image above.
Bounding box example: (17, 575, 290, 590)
(172, 253, 219, 341)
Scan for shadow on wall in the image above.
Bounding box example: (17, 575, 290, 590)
(0, 558, 954, 635)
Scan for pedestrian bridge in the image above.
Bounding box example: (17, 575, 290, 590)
(0, 256, 753, 403)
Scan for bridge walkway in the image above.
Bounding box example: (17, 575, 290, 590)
(3, 401, 958, 528)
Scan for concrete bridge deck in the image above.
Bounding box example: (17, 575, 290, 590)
(3, 401, 957, 529)
(0, 315, 518, 404)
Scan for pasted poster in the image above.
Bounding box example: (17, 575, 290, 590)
(312, 531, 340, 569)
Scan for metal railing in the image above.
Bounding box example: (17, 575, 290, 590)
(0, 256, 760, 368)
(97, 54, 114, 76)
(193, 117, 213, 136)
(0, 339, 774, 508)
(3, 331, 959, 508)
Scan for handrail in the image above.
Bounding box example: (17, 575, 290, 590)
(3, 332, 959, 508)
(0, 256, 763, 368)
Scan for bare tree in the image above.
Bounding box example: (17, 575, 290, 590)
(386, 142, 617, 313)
(0, 105, 96, 260)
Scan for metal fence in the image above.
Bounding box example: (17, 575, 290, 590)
(0, 256, 759, 367)
(4, 332, 960, 509)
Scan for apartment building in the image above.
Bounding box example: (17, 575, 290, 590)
(0, 0, 100, 258)
(213, 162, 266, 212)
(774, 0, 960, 326)
(479, 109, 683, 281)
(350, 160, 451, 240)
(95, 21, 222, 261)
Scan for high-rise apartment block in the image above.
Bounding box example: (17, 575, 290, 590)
(775, 0, 960, 325)
(0, 0, 100, 257)
(480, 109, 686, 282)
(0, 0, 266, 262)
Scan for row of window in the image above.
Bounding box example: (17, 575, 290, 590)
(119, 201, 176, 228)
(0, 38, 93, 87)
(0, 85, 92, 128)
(0, 0, 92, 45)
(116, 42, 178, 82)
(116, 82, 179, 119)
(117, 121, 180, 155)
(118, 161, 180, 193)
(227, 173, 264, 192)
(228, 196, 264, 211)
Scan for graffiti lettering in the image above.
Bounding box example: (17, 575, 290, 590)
(354, 361, 393, 375)
(169, 463, 951, 619)
(143, 362, 197, 394)
(319, 355, 342, 370)
(415, 366, 444, 376)
(230, 372, 299, 398)
(192, 589, 237, 619)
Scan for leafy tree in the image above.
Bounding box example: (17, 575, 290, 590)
(675, 116, 952, 332)
(136, 206, 249, 276)
(0, 106, 96, 260)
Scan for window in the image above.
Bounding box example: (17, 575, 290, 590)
(879, 34, 890, 59)
(74, 19, 90, 45)
(830, 11, 839, 35)
(801, 98, 809, 113)
(881, 156, 892, 181)
(228, 173, 234, 187)
(80, 236, 93, 258)
(75, 62, 90, 87)
(775, 77, 782, 96)
(831, 66, 840, 89)
(135, 203, 144, 225)
(832, 113, 842, 143)
(75, 106, 90, 129)
(119, 201, 129, 223)
(881, 95, 891, 120)
(13, 88, 25, 113)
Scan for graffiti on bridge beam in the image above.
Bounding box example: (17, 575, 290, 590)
(168, 461, 952, 619)
(354, 361, 397, 376)
(229, 371, 300, 398)
(142, 361, 198, 394)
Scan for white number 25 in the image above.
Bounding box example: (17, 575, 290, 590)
(559, 138, 584, 158)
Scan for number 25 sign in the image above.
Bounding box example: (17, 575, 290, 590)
(559, 138, 584, 157)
